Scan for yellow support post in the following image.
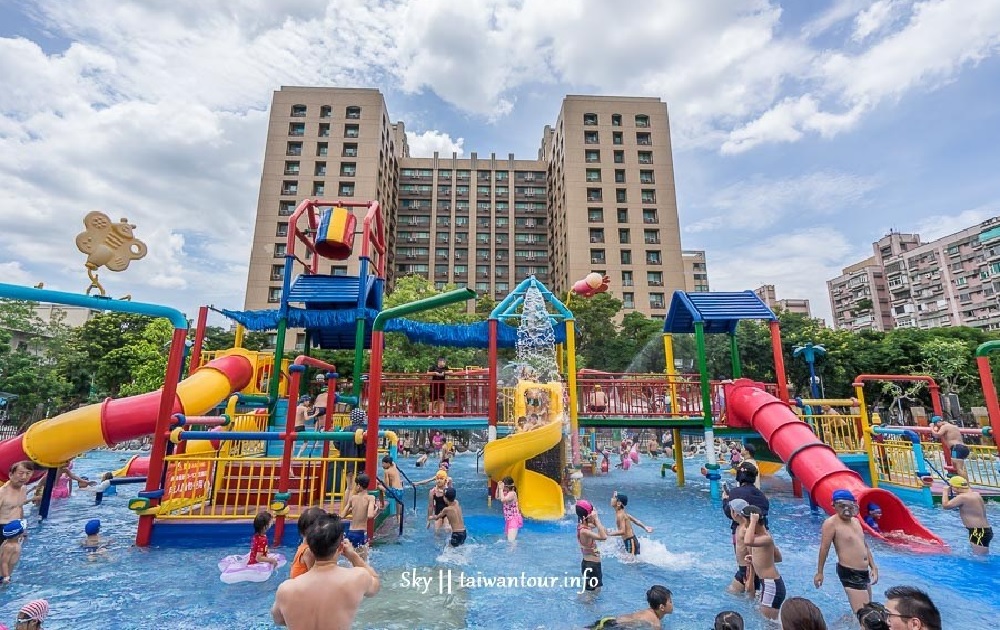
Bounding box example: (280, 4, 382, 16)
(566, 320, 580, 454)
(854, 384, 879, 488)
(234, 324, 245, 349)
(664, 333, 679, 415)
(672, 428, 684, 486)
(556, 343, 564, 375)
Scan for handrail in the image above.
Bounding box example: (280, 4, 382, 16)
(395, 467, 419, 512)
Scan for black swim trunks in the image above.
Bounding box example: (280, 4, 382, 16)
(836, 564, 871, 591)
(758, 577, 786, 610)
(449, 530, 467, 547)
(951, 444, 971, 459)
(623, 535, 640, 555)
(581, 559, 603, 591)
(733, 565, 762, 591)
(968, 527, 993, 548)
(588, 618, 618, 629)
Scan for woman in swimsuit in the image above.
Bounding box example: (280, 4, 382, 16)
(496, 476, 523, 542)
(575, 500, 608, 594)
(427, 473, 450, 532)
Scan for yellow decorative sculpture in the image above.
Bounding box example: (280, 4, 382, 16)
(74, 211, 147, 297)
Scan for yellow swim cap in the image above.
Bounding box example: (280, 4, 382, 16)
(435, 470, 447, 480)
(948, 476, 969, 489)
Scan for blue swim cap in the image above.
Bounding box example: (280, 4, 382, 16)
(930, 415, 942, 424)
(867, 503, 881, 512)
(84, 519, 101, 536)
(2, 520, 24, 537)
(832, 489, 856, 503)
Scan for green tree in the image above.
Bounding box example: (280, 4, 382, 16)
(200, 325, 269, 351)
(919, 336, 976, 395)
(566, 293, 621, 369)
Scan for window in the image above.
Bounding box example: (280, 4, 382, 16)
(614, 150, 625, 164)
(286, 141, 302, 156)
(584, 131, 599, 144)
(617, 208, 628, 223)
(644, 229, 660, 244)
(638, 151, 652, 164)
(270, 264, 284, 281)
(288, 122, 305, 136)
(647, 271, 663, 286)
(344, 124, 360, 138)
(437, 216, 450, 228)
(585, 149, 601, 163)
(345, 106, 361, 119)
(281, 181, 298, 195)
(623, 292, 634, 309)
(495, 171, 508, 180)
(456, 169, 471, 180)
(616, 189, 627, 203)
(338, 182, 355, 197)
(641, 190, 656, 204)
(284, 161, 300, 175)
(642, 209, 658, 224)
(588, 208, 604, 223)
(612, 114, 622, 127)
(639, 170, 654, 184)
(319, 105, 332, 118)
(278, 201, 295, 216)
(477, 185, 490, 197)
(340, 162, 356, 177)
(268, 287, 282, 303)
(274, 244, 286, 258)
(621, 250, 632, 265)
(636, 132, 652, 145)
(649, 292, 665, 309)
(612, 131, 623, 145)
(583, 113, 598, 125)
(436, 248, 449, 259)
(316, 142, 328, 157)
(590, 249, 606, 264)
(290, 104, 307, 117)
(342, 143, 358, 157)
(586, 168, 601, 182)
(331, 265, 348, 276)
(635, 114, 650, 128)
(587, 188, 603, 202)
(589, 228, 605, 243)
(622, 270, 634, 286)
(646, 251, 661, 265)
(437, 233, 450, 244)
(276, 222, 288, 237)
(316, 123, 329, 138)
(312, 182, 325, 196)
(618, 228, 630, 243)
(615, 169, 625, 183)
(313, 162, 326, 176)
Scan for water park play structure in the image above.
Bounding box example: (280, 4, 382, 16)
(2, 200, 999, 553)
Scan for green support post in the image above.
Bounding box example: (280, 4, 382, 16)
(268, 318, 287, 404)
(730, 332, 742, 378)
(352, 317, 366, 401)
(695, 321, 721, 499)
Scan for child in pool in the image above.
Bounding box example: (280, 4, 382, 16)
(248, 512, 280, 566)
(0, 520, 26, 583)
(289, 507, 326, 579)
(80, 519, 110, 559)
(496, 476, 523, 542)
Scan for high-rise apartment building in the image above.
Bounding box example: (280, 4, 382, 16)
(827, 256, 892, 331)
(682, 250, 710, 292)
(828, 217, 1000, 331)
(246, 88, 687, 329)
(754, 284, 812, 317)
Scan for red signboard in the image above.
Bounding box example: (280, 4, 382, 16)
(163, 461, 213, 502)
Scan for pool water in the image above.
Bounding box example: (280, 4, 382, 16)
(3, 450, 998, 629)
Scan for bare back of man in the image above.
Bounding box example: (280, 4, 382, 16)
(931, 418, 969, 478)
(942, 481, 991, 554)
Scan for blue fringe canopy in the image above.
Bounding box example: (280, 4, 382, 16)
(213, 308, 567, 349)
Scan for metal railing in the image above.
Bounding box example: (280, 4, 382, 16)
(199, 349, 290, 397)
(871, 437, 924, 488)
(920, 441, 1000, 489)
(803, 410, 865, 454)
(223, 412, 270, 457)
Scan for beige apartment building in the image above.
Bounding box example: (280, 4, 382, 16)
(827, 256, 892, 331)
(245, 88, 687, 328)
(754, 284, 812, 317)
(828, 218, 1000, 331)
(682, 250, 710, 292)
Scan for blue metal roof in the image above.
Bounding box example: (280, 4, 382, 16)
(663, 290, 776, 334)
(288, 274, 383, 311)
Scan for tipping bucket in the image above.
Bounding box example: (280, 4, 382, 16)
(315, 207, 356, 260)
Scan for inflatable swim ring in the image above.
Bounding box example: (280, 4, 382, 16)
(218, 553, 287, 584)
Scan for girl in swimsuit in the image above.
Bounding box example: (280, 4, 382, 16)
(427, 473, 450, 532)
(575, 500, 608, 594)
(496, 476, 523, 542)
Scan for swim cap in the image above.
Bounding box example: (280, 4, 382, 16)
(832, 489, 856, 503)
(576, 499, 594, 515)
(298, 395, 311, 404)
(85, 519, 101, 536)
(930, 415, 942, 424)
(435, 470, 447, 480)
(18, 599, 49, 622)
(728, 498, 749, 515)
(2, 520, 24, 538)
(615, 493, 628, 507)
(949, 476, 969, 489)
(867, 503, 881, 513)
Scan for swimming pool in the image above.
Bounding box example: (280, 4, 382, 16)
(4, 449, 998, 628)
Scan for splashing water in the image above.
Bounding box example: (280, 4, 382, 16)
(624, 331, 665, 374)
(515, 286, 558, 381)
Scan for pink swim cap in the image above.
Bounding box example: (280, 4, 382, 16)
(576, 499, 593, 514)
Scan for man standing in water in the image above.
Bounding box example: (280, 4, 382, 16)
(814, 489, 879, 615)
(941, 476, 992, 554)
(929, 415, 969, 479)
(271, 515, 380, 629)
(0, 461, 34, 583)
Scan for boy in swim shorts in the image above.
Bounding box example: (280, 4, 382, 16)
(0, 519, 26, 583)
(343, 474, 377, 560)
(941, 475, 993, 555)
(80, 519, 110, 559)
(725, 499, 758, 596)
(814, 489, 878, 615)
(429, 488, 467, 546)
(608, 491, 653, 557)
(744, 506, 784, 621)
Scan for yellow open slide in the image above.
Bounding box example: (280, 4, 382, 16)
(483, 381, 565, 520)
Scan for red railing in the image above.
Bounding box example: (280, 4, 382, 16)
(361, 377, 493, 417)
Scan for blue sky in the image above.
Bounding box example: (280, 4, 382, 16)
(1, 1, 999, 325)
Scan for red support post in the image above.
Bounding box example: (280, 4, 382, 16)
(136, 327, 189, 547)
(274, 366, 304, 546)
(488, 319, 498, 429)
(188, 306, 209, 374)
(977, 356, 1000, 457)
(365, 331, 386, 540)
(768, 320, 790, 403)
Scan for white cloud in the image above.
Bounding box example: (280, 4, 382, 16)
(912, 205, 1000, 242)
(405, 130, 465, 158)
(852, 0, 905, 42)
(685, 170, 881, 233)
(0, 262, 36, 286)
(800, 0, 874, 38)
